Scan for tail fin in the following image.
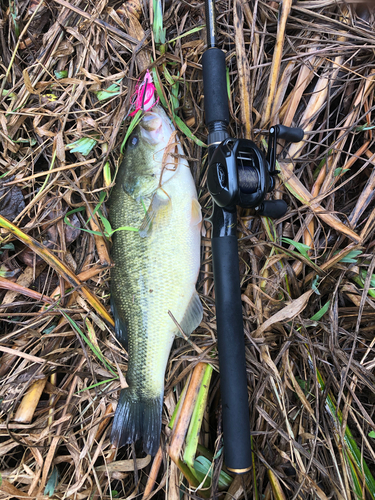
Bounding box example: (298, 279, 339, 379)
(111, 388, 163, 456)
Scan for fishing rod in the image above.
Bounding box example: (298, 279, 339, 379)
(202, 0, 304, 474)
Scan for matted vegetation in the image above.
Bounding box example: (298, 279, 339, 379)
(0, 0, 375, 498)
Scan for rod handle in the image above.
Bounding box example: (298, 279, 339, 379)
(211, 235, 252, 473)
(202, 48, 230, 127)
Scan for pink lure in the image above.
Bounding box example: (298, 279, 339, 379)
(130, 70, 158, 116)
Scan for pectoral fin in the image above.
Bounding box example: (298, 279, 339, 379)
(139, 189, 171, 238)
(177, 291, 203, 338)
(191, 198, 202, 226)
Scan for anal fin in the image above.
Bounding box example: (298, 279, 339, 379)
(177, 291, 203, 338)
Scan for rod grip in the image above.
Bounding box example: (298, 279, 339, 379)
(202, 48, 230, 127)
(211, 235, 252, 473)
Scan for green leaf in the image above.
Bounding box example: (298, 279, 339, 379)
(226, 67, 231, 101)
(353, 272, 375, 299)
(282, 237, 312, 260)
(0, 265, 19, 277)
(111, 225, 139, 235)
(193, 456, 232, 489)
(103, 161, 111, 186)
(54, 70, 68, 79)
(64, 205, 138, 238)
(169, 73, 180, 111)
(9, 1, 20, 38)
(352, 276, 375, 299)
(296, 377, 310, 393)
(2, 89, 17, 99)
(311, 275, 321, 295)
(369, 430, 375, 439)
(314, 362, 375, 499)
(167, 25, 204, 43)
(153, 0, 166, 45)
(346, 452, 365, 500)
(98, 210, 113, 236)
(0, 243, 15, 251)
(312, 150, 333, 179)
(64, 207, 103, 237)
(14, 137, 37, 145)
(44, 467, 59, 497)
(338, 250, 362, 263)
(87, 191, 106, 224)
(334, 167, 350, 177)
(77, 378, 117, 393)
(42, 324, 57, 335)
(64, 206, 85, 223)
(356, 124, 375, 132)
(163, 66, 175, 86)
(67, 137, 97, 155)
(173, 114, 206, 147)
(96, 80, 122, 101)
(310, 301, 330, 321)
(151, 67, 168, 108)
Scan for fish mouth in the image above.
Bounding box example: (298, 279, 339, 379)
(140, 112, 163, 145)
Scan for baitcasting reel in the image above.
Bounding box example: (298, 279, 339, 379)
(207, 125, 304, 218)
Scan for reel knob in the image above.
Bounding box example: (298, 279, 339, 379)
(256, 200, 288, 218)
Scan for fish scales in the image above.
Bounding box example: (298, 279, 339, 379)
(110, 106, 202, 455)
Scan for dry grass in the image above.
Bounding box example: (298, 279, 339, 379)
(1, 0, 375, 498)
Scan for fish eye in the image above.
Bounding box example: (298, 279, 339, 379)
(128, 135, 139, 148)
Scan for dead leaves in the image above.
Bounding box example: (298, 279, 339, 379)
(252, 290, 314, 337)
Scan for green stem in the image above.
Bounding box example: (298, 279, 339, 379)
(183, 364, 213, 467)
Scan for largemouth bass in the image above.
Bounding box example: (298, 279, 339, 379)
(109, 106, 202, 455)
